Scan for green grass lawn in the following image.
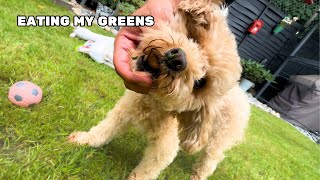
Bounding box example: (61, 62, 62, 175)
(0, 0, 319, 179)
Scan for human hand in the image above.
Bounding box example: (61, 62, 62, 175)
(113, 0, 180, 94)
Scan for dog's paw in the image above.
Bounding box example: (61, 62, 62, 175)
(128, 172, 148, 180)
(190, 172, 204, 180)
(190, 174, 201, 180)
(68, 132, 91, 145)
(127, 172, 137, 180)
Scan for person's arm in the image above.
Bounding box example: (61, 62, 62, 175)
(113, 0, 181, 94)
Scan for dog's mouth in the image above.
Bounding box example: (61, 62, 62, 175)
(135, 48, 187, 79)
(136, 54, 161, 78)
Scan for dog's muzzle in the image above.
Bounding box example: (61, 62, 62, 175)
(136, 48, 187, 78)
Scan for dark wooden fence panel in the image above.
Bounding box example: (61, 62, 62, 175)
(226, 0, 301, 68)
(226, 0, 320, 102)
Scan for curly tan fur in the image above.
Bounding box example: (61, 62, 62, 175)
(69, 0, 250, 179)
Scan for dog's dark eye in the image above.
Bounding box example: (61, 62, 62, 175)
(194, 78, 206, 89)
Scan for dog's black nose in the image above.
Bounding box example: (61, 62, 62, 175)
(164, 48, 187, 72)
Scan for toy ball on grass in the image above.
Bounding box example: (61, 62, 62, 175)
(8, 81, 43, 107)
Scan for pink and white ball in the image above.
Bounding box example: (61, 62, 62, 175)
(8, 81, 43, 107)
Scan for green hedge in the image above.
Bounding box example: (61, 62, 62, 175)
(270, 0, 319, 23)
(96, 0, 145, 15)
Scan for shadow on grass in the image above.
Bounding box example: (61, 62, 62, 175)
(82, 127, 199, 178)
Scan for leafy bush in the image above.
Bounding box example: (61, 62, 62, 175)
(270, 0, 319, 23)
(118, 2, 136, 15)
(241, 59, 275, 84)
(125, 0, 145, 8)
(96, 0, 145, 14)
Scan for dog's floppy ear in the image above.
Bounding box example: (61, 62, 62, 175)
(177, 103, 216, 154)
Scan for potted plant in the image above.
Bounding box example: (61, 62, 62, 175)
(240, 59, 275, 92)
(273, 16, 299, 34)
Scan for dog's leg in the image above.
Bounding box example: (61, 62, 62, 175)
(190, 139, 228, 180)
(190, 130, 244, 180)
(128, 117, 179, 180)
(191, 102, 249, 180)
(68, 92, 139, 147)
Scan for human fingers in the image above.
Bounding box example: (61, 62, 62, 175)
(124, 81, 151, 94)
(113, 28, 153, 91)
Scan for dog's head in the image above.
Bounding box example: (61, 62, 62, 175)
(131, 4, 241, 113)
(131, 25, 208, 112)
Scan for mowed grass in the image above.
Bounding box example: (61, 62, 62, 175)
(0, 0, 319, 179)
